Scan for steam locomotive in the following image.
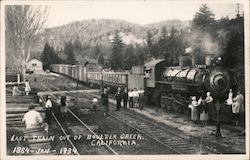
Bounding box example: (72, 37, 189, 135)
(144, 54, 235, 121)
(51, 54, 238, 122)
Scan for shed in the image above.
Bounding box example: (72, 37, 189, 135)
(26, 58, 43, 73)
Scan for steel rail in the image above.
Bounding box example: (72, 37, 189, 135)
(67, 109, 119, 155)
(107, 112, 182, 154)
(122, 111, 218, 154)
(52, 112, 80, 155)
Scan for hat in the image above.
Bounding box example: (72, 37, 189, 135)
(192, 96, 196, 101)
(29, 104, 36, 110)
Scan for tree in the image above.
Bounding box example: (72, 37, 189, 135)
(190, 4, 216, 64)
(192, 4, 215, 30)
(146, 31, 154, 57)
(98, 52, 104, 66)
(64, 41, 76, 65)
(41, 42, 62, 70)
(110, 31, 123, 70)
(123, 45, 136, 70)
(5, 5, 48, 80)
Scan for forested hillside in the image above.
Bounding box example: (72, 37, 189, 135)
(35, 19, 189, 63)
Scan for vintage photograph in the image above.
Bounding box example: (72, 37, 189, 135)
(1, 0, 249, 159)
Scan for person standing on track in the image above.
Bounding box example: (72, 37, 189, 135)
(128, 89, 134, 108)
(101, 87, 109, 116)
(25, 80, 31, 95)
(122, 88, 128, 109)
(115, 87, 122, 111)
(45, 96, 53, 125)
(22, 105, 43, 129)
(60, 96, 67, 119)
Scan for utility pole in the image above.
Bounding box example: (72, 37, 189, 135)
(236, 3, 240, 18)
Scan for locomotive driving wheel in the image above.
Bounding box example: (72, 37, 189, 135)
(160, 92, 167, 109)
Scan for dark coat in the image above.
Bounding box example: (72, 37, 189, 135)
(122, 92, 128, 100)
(60, 96, 67, 107)
(101, 93, 109, 106)
(198, 102, 208, 114)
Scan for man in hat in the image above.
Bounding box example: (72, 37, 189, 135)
(22, 104, 43, 129)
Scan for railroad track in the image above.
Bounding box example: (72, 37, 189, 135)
(80, 92, 219, 154)
(67, 109, 119, 155)
(52, 112, 80, 155)
(52, 108, 118, 155)
(108, 110, 218, 154)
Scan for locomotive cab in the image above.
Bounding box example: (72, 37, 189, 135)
(144, 59, 168, 88)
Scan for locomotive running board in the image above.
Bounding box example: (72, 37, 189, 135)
(155, 81, 201, 87)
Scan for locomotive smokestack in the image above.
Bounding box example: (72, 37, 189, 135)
(205, 54, 212, 66)
(184, 47, 195, 66)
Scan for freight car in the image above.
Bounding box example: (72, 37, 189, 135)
(50, 64, 132, 91)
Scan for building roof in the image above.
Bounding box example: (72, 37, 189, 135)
(28, 55, 42, 62)
(144, 59, 165, 68)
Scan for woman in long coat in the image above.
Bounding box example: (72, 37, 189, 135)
(188, 96, 199, 122)
(205, 92, 214, 121)
(199, 97, 209, 126)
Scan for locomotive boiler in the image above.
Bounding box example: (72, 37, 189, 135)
(144, 54, 232, 120)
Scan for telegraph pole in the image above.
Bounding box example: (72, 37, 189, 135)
(236, 3, 240, 18)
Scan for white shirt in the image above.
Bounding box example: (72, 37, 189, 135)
(232, 101, 240, 113)
(22, 110, 43, 129)
(128, 91, 133, 98)
(205, 96, 213, 103)
(133, 91, 139, 97)
(45, 99, 52, 108)
(226, 92, 233, 105)
(138, 90, 145, 95)
(93, 98, 98, 104)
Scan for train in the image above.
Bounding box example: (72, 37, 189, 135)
(51, 54, 242, 122)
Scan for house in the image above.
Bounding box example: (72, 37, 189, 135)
(26, 57, 43, 73)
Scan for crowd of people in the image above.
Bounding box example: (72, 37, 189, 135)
(188, 90, 244, 126)
(99, 87, 145, 116)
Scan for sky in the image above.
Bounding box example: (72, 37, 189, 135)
(44, 1, 244, 28)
